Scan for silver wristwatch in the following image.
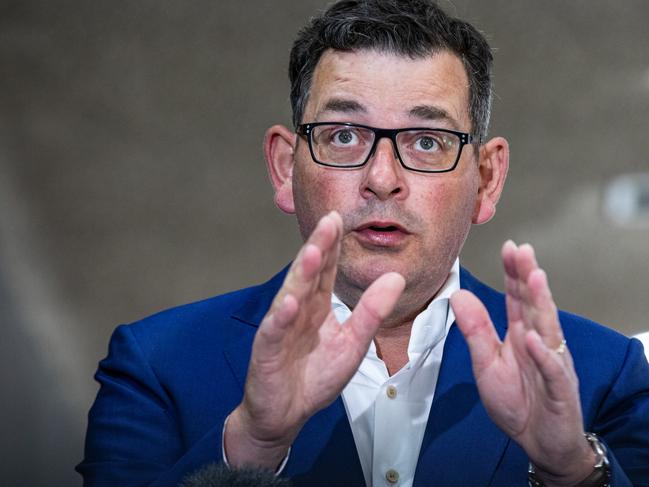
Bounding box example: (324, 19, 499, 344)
(528, 432, 611, 487)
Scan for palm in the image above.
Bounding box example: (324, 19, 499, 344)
(253, 311, 367, 426)
(474, 330, 571, 440)
(300, 311, 368, 410)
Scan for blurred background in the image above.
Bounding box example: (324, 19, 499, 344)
(1, 0, 647, 484)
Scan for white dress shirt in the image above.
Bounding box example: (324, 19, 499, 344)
(332, 259, 459, 487)
(634, 331, 649, 360)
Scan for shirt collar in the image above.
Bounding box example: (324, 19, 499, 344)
(331, 258, 460, 355)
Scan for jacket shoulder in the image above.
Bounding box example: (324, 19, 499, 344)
(118, 266, 288, 356)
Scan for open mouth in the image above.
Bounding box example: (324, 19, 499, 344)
(368, 225, 400, 232)
(355, 221, 409, 247)
(358, 221, 408, 233)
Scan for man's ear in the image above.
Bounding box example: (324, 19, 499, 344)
(472, 136, 509, 225)
(264, 124, 298, 214)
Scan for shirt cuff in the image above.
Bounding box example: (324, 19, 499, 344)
(221, 413, 291, 475)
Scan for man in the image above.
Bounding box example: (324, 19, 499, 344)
(78, 1, 649, 486)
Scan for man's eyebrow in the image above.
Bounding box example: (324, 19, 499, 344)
(409, 105, 459, 128)
(316, 98, 367, 117)
(315, 100, 461, 128)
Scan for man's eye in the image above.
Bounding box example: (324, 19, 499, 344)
(333, 129, 356, 145)
(416, 135, 439, 151)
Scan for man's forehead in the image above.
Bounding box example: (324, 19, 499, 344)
(308, 48, 470, 127)
(314, 97, 460, 129)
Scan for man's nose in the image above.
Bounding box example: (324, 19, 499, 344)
(360, 137, 408, 201)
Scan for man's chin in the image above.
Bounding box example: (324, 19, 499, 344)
(335, 258, 408, 296)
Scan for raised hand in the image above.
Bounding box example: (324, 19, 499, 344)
(225, 211, 405, 469)
(450, 241, 596, 485)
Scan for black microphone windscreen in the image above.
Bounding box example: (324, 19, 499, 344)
(179, 463, 292, 487)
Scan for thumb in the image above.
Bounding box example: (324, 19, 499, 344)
(347, 272, 406, 350)
(450, 290, 501, 373)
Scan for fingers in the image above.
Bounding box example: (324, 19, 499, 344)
(317, 211, 343, 293)
(451, 289, 501, 373)
(502, 240, 563, 349)
(502, 240, 538, 323)
(257, 294, 299, 354)
(258, 211, 343, 354)
(271, 211, 342, 312)
(502, 240, 522, 322)
(526, 268, 563, 345)
(347, 272, 405, 351)
(525, 330, 578, 401)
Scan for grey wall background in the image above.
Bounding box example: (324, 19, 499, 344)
(1, 1, 648, 485)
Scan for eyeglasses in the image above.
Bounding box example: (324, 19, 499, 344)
(296, 122, 475, 173)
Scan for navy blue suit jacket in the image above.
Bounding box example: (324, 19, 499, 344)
(78, 267, 649, 486)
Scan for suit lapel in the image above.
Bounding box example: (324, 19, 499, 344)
(413, 268, 511, 486)
(288, 398, 365, 486)
(223, 267, 289, 387)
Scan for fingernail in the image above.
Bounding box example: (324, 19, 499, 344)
(519, 243, 536, 258)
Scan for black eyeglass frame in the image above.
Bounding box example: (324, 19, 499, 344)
(296, 122, 475, 173)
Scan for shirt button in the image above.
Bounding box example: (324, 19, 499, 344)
(386, 385, 398, 399)
(386, 469, 399, 484)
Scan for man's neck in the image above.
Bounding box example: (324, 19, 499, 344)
(374, 321, 414, 376)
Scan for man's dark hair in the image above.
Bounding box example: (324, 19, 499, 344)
(289, 0, 493, 142)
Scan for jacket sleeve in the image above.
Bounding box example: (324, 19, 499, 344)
(595, 337, 649, 486)
(76, 325, 228, 487)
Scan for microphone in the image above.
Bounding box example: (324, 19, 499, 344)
(179, 463, 292, 487)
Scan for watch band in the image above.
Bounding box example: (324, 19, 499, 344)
(528, 432, 611, 487)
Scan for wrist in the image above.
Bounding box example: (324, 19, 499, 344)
(223, 407, 292, 470)
(528, 433, 611, 487)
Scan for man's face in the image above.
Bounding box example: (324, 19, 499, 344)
(281, 49, 499, 311)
